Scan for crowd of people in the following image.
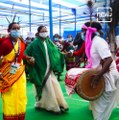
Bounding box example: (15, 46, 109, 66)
(0, 21, 119, 120)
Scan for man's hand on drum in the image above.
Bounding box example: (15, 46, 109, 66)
(91, 73, 102, 88)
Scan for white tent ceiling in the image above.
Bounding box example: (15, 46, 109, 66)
(0, 0, 110, 37)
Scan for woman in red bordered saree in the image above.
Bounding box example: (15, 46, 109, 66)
(0, 22, 32, 120)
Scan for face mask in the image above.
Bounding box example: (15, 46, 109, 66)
(10, 30, 21, 38)
(54, 37, 59, 41)
(67, 38, 72, 42)
(95, 32, 100, 36)
(39, 32, 48, 38)
(81, 32, 85, 41)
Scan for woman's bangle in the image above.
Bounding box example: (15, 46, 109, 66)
(0, 72, 2, 75)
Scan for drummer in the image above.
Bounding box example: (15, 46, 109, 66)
(79, 22, 119, 120)
(67, 21, 119, 120)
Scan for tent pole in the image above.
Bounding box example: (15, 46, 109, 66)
(74, 9, 77, 37)
(59, 4, 61, 36)
(29, 0, 31, 32)
(49, 0, 53, 40)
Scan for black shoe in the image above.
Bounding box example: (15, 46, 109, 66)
(35, 106, 44, 111)
(60, 106, 69, 112)
(51, 110, 62, 115)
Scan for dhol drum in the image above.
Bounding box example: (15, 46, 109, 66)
(65, 68, 105, 101)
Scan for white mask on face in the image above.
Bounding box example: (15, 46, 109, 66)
(67, 37, 72, 42)
(39, 32, 48, 38)
(10, 30, 21, 38)
(95, 32, 100, 36)
(81, 32, 85, 41)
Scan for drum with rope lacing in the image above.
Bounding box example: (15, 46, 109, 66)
(65, 68, 105, 101)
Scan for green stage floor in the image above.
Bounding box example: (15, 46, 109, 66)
(0, 73, 119, 120)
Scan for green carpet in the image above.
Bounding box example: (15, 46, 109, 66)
(0, 72, 119, 120)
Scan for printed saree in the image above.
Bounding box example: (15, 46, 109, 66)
(1, 40, 27, 120)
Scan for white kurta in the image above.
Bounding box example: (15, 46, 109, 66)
(34, 41, 68, 112)
(90, 36, 119, 120)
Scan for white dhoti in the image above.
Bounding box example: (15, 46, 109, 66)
(90, 88, 119, 120)
(34, 71, 68, 112)
(90, 70, 119, 120)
